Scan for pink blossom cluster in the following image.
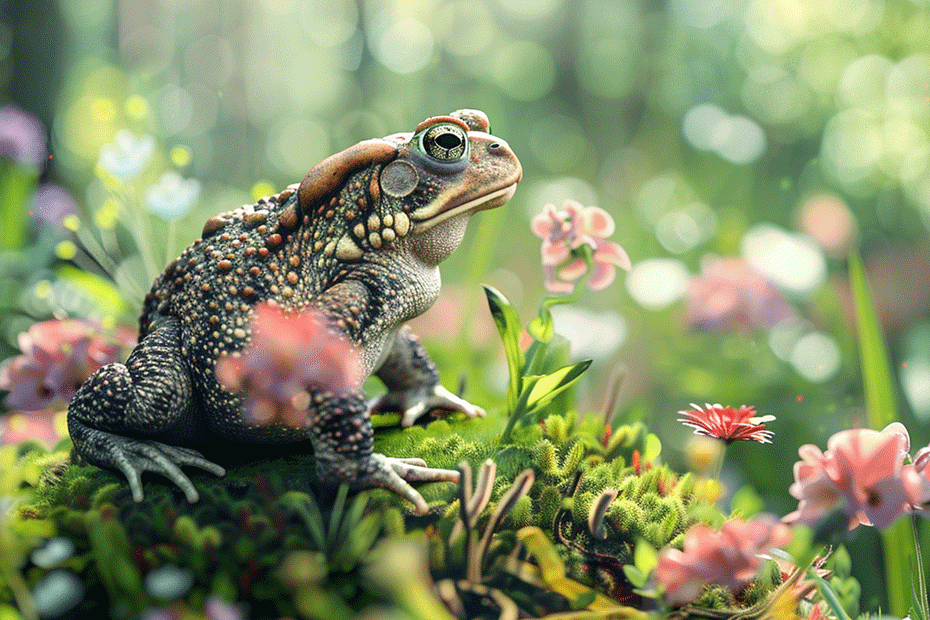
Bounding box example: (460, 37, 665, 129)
(655, 514, 792, 605)
(530, 199, 630, 294)
(215, 302, 362, 427)
(684, 257, 793, 332)
(785, 422, 930, 530)
(0, 319, 135, 411)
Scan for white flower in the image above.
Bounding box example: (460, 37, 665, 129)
(98, 130, 155, 180)
(145, 172, 200, 220)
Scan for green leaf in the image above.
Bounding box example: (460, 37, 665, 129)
(483, 284, 525, 410)
(622, 565, 646, 588)
(642, 433, 662, 463)
(911, 569, 927, 620)
(633, 538, 658, 575)
(0, 161, 39, 250)
(811, 571, 852, 620)
(730, 485, 764, 519)
(849, 252, 908, 617)
(849, 252, 898, 428)
(522, 359, 592, 418)
(527, 313, 554, 343)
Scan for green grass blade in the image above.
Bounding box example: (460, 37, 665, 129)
(848, 251, 908, 616)
(849, 252, 898, 427)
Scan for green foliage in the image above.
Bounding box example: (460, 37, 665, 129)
(484, 285, 593, 443)
(849, 252, 909, 616)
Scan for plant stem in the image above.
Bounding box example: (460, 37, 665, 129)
(912, 513, 929, 619)
(711, 441, 727, 482)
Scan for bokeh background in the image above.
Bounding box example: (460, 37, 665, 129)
(3, 0, 930, 608)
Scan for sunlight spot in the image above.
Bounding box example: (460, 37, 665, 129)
(789, 331, 840, 383)
(656, 202, 717, 253)
(768, 319, 805, 361)
(626, 258, 690, 309)
(683, 104, 766, 164)
(251, 181, 276, 201)
(373, 18, 434, 74)
(902, 360, 930, 420)
(551, 306, 627, 359)
(124, 95, 150, 120)
(55, 241, 77, 261)
(741, 224, 826, 296)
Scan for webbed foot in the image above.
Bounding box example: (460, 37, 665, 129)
(370, 384, 487, 427)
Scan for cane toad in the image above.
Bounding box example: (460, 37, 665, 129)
(67, 109, 522, 514)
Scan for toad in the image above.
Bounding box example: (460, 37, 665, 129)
(67, 109, 522, 514)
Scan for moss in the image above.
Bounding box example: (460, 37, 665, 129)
(3, 404, 758, 619)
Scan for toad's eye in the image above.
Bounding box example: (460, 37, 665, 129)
(421, 124, 467, 161)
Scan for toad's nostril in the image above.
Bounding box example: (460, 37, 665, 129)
(489, 142, 501, 149)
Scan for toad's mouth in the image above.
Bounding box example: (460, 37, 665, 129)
(410, 182, 518, 233)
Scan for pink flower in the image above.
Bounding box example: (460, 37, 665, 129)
(530, 199, 630, 294)
(677, 403, 774, 444)
(215, 302, 362, 427)
(785, 423, 918, 530)
(684, 257, 793, 331)
(0, 319, 135, 411)
(0, 410, 65, 447)
(656, 515, 792, 605)
(903, 442, 930, 514)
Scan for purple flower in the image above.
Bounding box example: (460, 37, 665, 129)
(204, 596, 244, 620)
(31, 184, 78, 231)
(530, 199, 631, 294)
(0, 319, 136, 411)
(0, 105, 48, 170)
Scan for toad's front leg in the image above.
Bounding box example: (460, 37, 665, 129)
(370, 326, 487, 427)
(309, 390, 459, 515)
(67, 317, 226, 502)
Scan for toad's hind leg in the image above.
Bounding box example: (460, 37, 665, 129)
(67, 317, 225, 502)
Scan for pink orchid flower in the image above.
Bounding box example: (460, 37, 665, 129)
(530, 199, 630, 294)
(215, 302, 362, 427)
(656, 514, 792, 606)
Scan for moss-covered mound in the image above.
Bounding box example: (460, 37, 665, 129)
(1, 410, 791, 620)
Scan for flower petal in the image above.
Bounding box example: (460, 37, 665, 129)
(594, 241, 631, 270)
(541, 240, 570, 266)
(580, 205, 615, 238)
(587, 261, 616, 291)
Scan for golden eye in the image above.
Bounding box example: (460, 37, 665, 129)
(421, 124, 467, 161)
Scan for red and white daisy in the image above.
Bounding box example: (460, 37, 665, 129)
(677, 403, 774, 445)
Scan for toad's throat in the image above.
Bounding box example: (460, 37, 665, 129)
(410, 183, 518, 233)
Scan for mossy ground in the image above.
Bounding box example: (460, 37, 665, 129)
(2, 408, 792, 620)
